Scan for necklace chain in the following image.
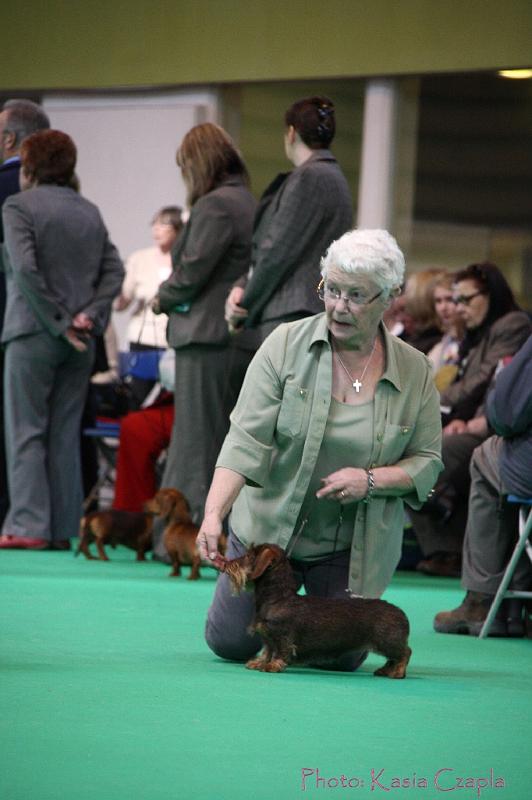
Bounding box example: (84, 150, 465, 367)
(334, 339, 377, 393)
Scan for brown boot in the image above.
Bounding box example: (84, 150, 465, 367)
(433, 591, 507, 636)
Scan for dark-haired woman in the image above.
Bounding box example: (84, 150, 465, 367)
(152, 123, 256, 523)
(225, 95, 353, 341)
(0, 130, 123, 550)
(411, 261, 531, 577)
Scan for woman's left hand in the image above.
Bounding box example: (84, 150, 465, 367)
(316, 468, 369, 503)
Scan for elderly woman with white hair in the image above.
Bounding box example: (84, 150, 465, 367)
(198, 229, 443, 669)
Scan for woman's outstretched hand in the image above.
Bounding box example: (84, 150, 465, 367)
(316, 467, 369, 503)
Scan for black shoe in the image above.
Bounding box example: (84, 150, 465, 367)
(505, 599, 525, 638)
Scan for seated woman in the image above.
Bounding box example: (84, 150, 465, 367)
(411, 262, 531, 576)
(112, 349, 175, 514)
(426, 271, 463, 389)
(401, 268, 449, 355)
(196, 229, 443, 670)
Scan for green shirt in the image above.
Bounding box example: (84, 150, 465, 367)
(217, 313, 443, 597)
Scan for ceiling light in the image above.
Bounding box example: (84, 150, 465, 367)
(498, 69, 532, 79)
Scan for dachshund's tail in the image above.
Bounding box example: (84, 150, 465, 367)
(75, 516, 89, 558)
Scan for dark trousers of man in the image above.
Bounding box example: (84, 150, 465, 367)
(409, 432, 485, 557)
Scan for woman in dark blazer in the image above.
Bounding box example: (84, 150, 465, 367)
(225, 95, 353, 341)
(153, 123, 257, 523)
(0, 130, 124, 550)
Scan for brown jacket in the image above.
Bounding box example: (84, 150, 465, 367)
(440, 310, 531, 421)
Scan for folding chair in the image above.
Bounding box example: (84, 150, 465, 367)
(479, 495, 532, 638)
(82, 419, 121, 511)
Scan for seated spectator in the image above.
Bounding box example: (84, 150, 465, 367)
(401, 268, 448, 355)
(434, 335, 532, 637)
(410, 261, 531, 576)
(426, 271, 463, 389)
(112, 349, 175, 514)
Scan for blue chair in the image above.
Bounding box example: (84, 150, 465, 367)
(479, 495, 532, 638)
(82, 420, 121, 511)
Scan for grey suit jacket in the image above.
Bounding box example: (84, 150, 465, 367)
(241, 149, 353, 326)
(1, 184, 124, 343)
(157, 176, 256, 349)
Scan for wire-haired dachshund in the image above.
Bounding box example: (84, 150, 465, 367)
(220, 543, 412, 678)
(76, 510, 154, 561)
(144, 488, 226, 579)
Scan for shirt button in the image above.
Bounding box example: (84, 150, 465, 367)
(401, 427, 409, 434)
(377, 433, 383, 442)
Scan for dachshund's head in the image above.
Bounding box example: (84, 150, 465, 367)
(144, 488, 192, 523)
(221, 543, 286, 593)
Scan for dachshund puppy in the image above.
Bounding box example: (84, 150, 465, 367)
(145, 488, 226, 579)
(76, 510, 154, 561)
(220, 543, 412, 678)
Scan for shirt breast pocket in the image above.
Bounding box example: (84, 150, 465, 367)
(276, 380, 310, 439)
(380, 423, 414, 464)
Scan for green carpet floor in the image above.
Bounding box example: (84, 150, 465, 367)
(1, 547, 531, 800)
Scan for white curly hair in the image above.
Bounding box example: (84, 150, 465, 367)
(320, 229, 405, 298)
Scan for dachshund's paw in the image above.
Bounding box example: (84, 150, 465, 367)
(374, 663, 407, 679)
(263, 658, 287, 673)
(245, 658, 267, 671)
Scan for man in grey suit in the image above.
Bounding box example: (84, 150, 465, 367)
(0, 129, 123, 549)
(0, 99, 50, 525)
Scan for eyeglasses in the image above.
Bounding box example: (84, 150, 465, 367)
(452, 291, 486, 306)
(317, 279, 383, 309)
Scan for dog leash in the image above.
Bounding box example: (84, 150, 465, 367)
(286, 501, 344, 598)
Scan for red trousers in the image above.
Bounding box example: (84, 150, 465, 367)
(112, 402, 174, 513)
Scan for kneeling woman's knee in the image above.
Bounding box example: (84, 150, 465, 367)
(204, 616, 261, 662)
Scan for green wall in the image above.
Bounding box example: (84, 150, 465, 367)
(228, 80, 364, 206)
(1, 0, 531, 91)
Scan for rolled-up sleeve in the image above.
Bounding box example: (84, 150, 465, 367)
(216, 331, 286, 486)
(395, 365, 444, 508)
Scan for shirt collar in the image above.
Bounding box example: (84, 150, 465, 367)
(309, 314, 403, 392)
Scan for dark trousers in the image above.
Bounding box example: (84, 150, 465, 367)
(410, 432, 485, 557)
(161, 343, 253, 524)
(0, 348, 8, 526)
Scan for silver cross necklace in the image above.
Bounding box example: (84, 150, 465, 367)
(334, 339, 377, 393)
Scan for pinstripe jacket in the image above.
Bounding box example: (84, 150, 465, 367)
(241, 149, 353, 327)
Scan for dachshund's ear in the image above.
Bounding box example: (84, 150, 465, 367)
(159, 490, 176, 518)
(249, 546, 279, 580)
(173, 494, 192, 523)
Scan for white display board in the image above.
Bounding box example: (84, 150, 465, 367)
(43, 91, 219, 349)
